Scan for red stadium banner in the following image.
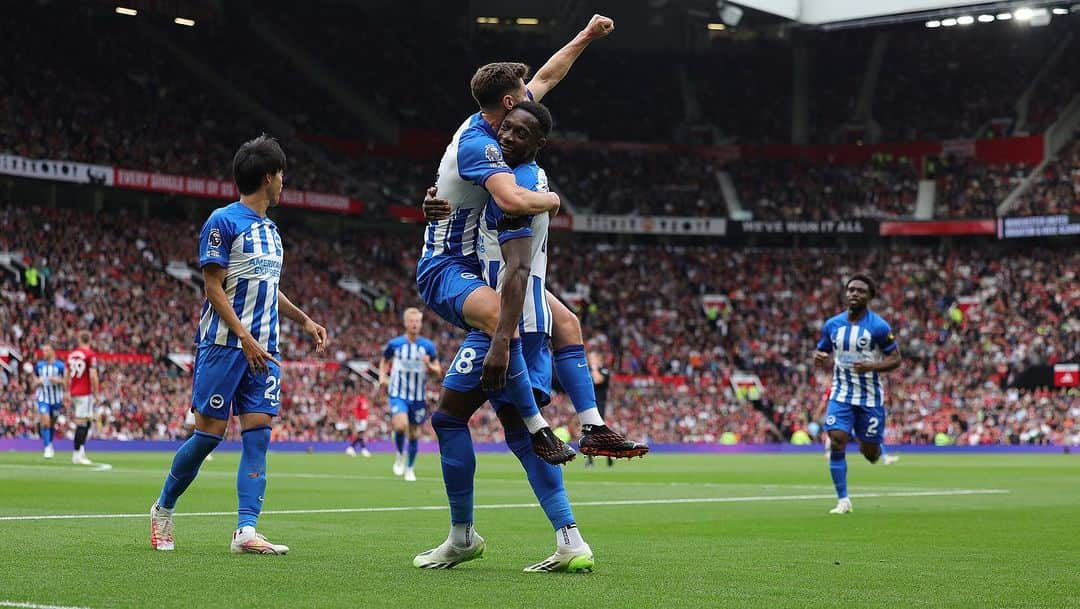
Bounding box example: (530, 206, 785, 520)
(1054, 364, 1079, 388)
(879, 220, 996, 236)
(113, 168, 364, 214)
(52, 350, 154, 364)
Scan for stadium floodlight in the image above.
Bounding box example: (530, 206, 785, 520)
(707, 22, 727, 30)
(977, 14, 995, 22)
(957, 15, 975, 24)
(115, 6, 137, 16)
(925, 19, 941, 27)
(996, 12, 1013, 19)
(1052, 7, 1069, 14)
(174, 17, 195, 27)
(515, 17, 540, 25)
(941, 17, 958, 25)
(475, 17, 499, 24)
(1014, 7, 1033, 20)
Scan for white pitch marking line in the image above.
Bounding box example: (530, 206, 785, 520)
(0, 489, 1009, 522)
(0, 464, 937, 492)
(0, 601, 95, 609)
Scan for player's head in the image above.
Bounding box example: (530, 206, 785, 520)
(845, 274, 876, 312)
(41, 344, 54, 360)
(233, 134, 287, 206)
(498, 101, 552, 167)
(471, 62, 531, 120)
(77, 330, 91, 347)
(403, 307, 423, 335)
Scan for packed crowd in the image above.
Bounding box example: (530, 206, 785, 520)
(2, 198, 1076, 445)
(1009, 134, 1080, 216)
(727, 156, 920, 220)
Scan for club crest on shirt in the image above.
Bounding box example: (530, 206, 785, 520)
(857, 335, 871, 350)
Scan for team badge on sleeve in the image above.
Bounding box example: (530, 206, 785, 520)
(484, 143, 508, 168)
(208, 228, 223, 247)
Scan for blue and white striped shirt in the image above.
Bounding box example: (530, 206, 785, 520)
(195, 202, 283, 353)
(817, 309, 898, 409)
(34, 359, 65, 404)
(383, 335, 437, 402)
(477, 161, 553, 336)
(418, 113, 513, 270)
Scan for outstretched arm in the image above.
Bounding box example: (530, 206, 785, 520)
(486, 173, 560, 216)
(527, 14, 615, 102)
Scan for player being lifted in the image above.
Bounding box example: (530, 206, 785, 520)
(416, 102, 593, 572)
(150, 135, 328, 553)
(380, 307, 440, 481)
(813, 275, 902, 514)
(32, 343, 65, 459)
(67, 331, 99, 465)
(417, 14, 646, 464)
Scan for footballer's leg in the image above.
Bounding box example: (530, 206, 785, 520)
(404, 402, 426, 482)
(390, 404, 408, 476)
(496, 405, 594, 573)
(824, 400, 853, 514)
(39, 406, 54, 459)
(854, 405, 885, 465)
(462, 287, 557, 437)
(413, 386, 487, 569)
(229, 356, 288, 555)
(546, 291, 647, 459)
(152, 346, 238, 550)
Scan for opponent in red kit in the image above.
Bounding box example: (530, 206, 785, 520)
(346, 393, 372, 458)
(66, 330, 99, 465)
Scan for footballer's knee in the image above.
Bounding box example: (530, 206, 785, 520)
(462, 287, 499, 336)
(827, 430, 849, 452)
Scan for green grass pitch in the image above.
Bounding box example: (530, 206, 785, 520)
(0, 451, 1077, 609)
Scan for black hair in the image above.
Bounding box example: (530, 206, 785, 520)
(846, 274, 877, 298)
(510, 101, 554, 137)
(233, 134, 286, 195)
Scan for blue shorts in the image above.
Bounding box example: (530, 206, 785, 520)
(416, 256, 487, 331)
(37, 401, 62, 417)
(191, 344, 281, 421)
(390, 397, 429, 425)
(443, 331, 552, 408)
(823, 399, 885, 444)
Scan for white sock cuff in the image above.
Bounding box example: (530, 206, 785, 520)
(578, 407, 605, 427)
(523, 413, 549, 434)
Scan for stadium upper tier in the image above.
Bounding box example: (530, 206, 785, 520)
(1, 202, 1075, 445)
(1, 3, 1078, 220)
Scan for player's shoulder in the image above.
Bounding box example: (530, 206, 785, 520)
(386, 335, 405, 347)
(458, 113, 498, 147)
(512, 162, 542, 190)
(866, 309, 893, 330)
(824, 311, 847, 326)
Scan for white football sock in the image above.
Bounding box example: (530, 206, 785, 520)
(556, 524, 586, 550)
(578, 407, 605, 427)
(523, 413, 549, 434)
(450, 523, 474, 547)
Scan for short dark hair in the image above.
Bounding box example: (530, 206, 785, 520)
(511, 101, 554, 137)
(233, 134, 286, 195)
(78, 330, 91, 344)
(846, 274, 877, 298)
(470, 62, 530, 110)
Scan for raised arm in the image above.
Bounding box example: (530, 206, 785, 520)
(527, 14, 615, 102)
(485, 172, 560, 216)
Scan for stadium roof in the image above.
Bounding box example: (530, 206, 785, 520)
(734, 0, 1074, 24)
